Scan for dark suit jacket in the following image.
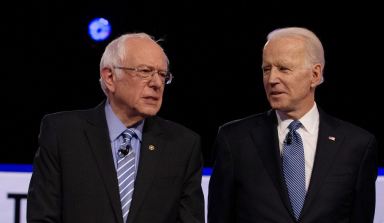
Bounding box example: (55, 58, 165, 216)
(208, 109, 378, 223)
(27, 102, 204, 223)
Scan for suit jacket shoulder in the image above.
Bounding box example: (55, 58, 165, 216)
(322, 112, 374, 138)
(218, 111, 275, 136)
(41, 102, 107, 128)
(147, 116, 200, 139)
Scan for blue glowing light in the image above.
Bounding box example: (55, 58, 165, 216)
(88, 18, 111, 42)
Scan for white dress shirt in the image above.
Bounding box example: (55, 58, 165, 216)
(276, 103, 320, 190)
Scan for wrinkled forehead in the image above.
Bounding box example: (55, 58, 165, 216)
(262, 38, 308, 66)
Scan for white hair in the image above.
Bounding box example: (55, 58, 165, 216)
(99, 33, 169, 95)
(267, 27, 325, 83)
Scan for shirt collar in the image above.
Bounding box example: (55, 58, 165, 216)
(276, 103, 319, 134)
(104, 100, 144, 142)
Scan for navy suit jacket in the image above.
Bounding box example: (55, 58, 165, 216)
(208, 109, 378, 223)
(27, 102, 204, 223)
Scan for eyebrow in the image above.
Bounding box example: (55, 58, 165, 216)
(134, 64, 168, 70)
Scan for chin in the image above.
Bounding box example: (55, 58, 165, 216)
(139, 107, 160, 117)
(269, 101, 285, 110)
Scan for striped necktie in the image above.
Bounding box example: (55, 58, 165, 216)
(282, 120, 306, 221)
(117, 129, 136, 222)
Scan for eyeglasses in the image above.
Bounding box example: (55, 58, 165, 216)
(113, 65, 173, 85)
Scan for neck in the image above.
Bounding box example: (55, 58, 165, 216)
(109, 100, 145, 127)
(278, 101, 315, 120)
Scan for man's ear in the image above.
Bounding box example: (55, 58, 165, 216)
(310, 63, 323, 88)
(101, 67, 116, 92)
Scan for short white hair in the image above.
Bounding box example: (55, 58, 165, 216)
(99, 33, 169, 95)
(267, 27, 325, 83)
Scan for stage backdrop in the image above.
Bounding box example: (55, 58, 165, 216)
(0, 165, 383, 223)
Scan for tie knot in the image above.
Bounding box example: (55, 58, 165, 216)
(288, 120, 302, 131)
(122, 128, 136, 145)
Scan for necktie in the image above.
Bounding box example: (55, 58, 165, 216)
(282, 120, 306, 221)
(117, 129, 136, 222)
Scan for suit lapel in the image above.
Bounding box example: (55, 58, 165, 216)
(83, 102, 124, 223)
(250, 111, 293, 215)
(300, 110, 344, 219)
(128, 116, 164, 223)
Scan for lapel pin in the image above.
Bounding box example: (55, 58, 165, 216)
(328, 136, 336, 141)
(148, 145, 155, 151)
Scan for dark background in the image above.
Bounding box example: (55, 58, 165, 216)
(3, 2, 383, 167)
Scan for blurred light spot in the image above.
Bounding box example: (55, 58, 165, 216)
(88, 18, 111, 42)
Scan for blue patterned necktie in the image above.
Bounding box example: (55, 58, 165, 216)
(117, 129, 136, 222)
(282, 120, 306, 221)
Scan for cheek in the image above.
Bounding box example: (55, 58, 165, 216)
(133, 88, 145, 102)
(293, 81, 311, 96)
(122, 86, 142, 104)
(263, 78, 269, 90)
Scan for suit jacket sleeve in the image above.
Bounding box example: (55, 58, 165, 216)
(178, 133, 205, 223)
(208, 128, 235, 223)
(351, 135, 378, 223)
(27, 115, 62, 223)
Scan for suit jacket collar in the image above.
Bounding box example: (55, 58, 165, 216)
(82, 102, 166, 223)
(250, 110, 294, 218)
(251, 109, 344, 222)
(300, 108, 344, 220)
(127, 116, 165, 223)
(82, 101, 124, 223)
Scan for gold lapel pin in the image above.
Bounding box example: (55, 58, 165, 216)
(328, 136, 336, 141)
(148, 145, 155, 151)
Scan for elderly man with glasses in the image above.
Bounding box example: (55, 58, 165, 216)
(27, 33, 205, 223)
